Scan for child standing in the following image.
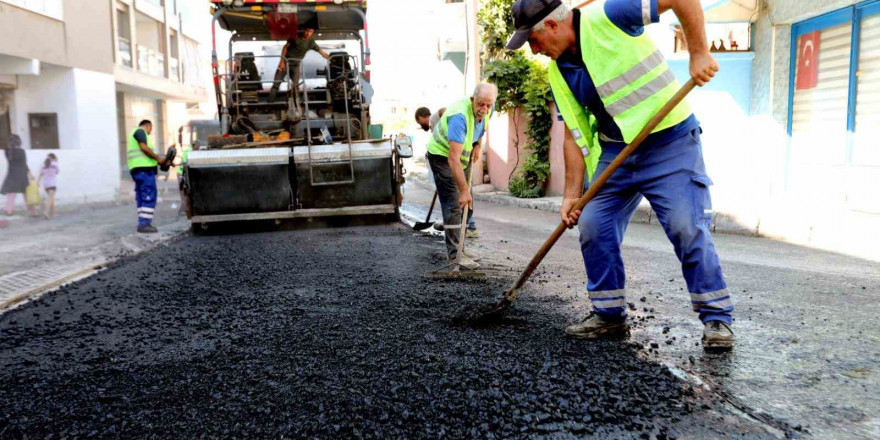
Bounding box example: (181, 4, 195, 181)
(39, 153, 59, 218)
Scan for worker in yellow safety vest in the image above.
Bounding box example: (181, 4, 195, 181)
(425, 83, 497, 270)
(506, 0, 733, 350)
(127, 120, 171, 234)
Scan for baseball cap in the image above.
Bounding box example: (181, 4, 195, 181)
(505, 0, 563, 50)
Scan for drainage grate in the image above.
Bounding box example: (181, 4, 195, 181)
(0, 255, 106, 308)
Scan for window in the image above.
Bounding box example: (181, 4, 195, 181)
(116, 3, 132, 68)
(136, 12, 165, 77)
(181, 37, 204, 86)
(0, 110, 11, 147)
(674, 23, 751, 53)
(169, 29, 180, 81)
(0, 0, 63, 20)
(28, 113, 59, 150)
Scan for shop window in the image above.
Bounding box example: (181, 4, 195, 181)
(674, 22, 751, 53)
(28, 113, 60, 150)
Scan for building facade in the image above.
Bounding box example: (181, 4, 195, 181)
(0, 0, 213, 206)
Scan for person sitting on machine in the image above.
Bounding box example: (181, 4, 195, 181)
(268, 25, 330, 116)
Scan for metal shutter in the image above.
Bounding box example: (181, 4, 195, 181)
(848, 12, 880, 213)
(789, 22, 852, 200)
(790, 22, 852, 163)
(853, 13, 880, 166)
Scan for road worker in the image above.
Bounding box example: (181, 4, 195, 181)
(127, 120, 171, 234)
(506, 0, 733, 349)
(426, 84, 496, 269)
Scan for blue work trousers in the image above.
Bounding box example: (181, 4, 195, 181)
(132, 169, 158, 227)
(579, 128, 732, 324)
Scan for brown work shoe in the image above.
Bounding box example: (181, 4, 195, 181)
(702, 321, 734, 351)
(462, 249, 481, 262)
(565, 312, 629, 339)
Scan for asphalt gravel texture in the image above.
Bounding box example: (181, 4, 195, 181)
(0, 223, 773, 439)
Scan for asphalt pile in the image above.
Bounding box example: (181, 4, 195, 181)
(0, 224, 763, 439)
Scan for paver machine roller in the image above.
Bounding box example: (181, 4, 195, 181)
(186, 0, 411, 227)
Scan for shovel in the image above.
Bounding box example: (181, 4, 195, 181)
(413, 191, 438, 231)
(464, 79, 698, 324)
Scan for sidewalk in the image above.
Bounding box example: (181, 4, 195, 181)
(0, 178, 189, 310)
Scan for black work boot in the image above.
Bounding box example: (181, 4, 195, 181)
(137, 224, 158, 234)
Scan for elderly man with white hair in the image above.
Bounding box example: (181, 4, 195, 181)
(426, 83, 497, 270)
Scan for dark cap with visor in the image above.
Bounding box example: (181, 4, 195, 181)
(505, 0, 563, 50)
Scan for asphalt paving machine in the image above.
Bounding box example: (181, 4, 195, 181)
(186, 0, 410, 227)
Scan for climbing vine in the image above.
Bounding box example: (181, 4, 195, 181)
(478, 0, 553, 198)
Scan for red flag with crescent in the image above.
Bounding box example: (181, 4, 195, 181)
(796, 31, 820, 90)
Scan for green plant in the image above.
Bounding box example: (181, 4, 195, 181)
(476, 0, 515, 62)
(478, 0, 553, 198)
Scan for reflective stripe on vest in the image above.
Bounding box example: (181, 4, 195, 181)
(426, 97, 476, 167)
(549, 63, 601, 183)
(127, 128, 158, 170)
(570, 1, 692, 143)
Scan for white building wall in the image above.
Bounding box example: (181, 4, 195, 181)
(68, 68, 120, 202)
(1, 65, 119, 205)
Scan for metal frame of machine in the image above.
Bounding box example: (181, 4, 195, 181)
(187, 0, 410, 227)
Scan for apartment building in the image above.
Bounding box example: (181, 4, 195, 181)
(0, 0, 213, 205)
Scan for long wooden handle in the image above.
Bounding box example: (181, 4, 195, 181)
(507, 79, 697, 294)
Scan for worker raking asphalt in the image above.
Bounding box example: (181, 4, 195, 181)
(0, 224, 772, 439)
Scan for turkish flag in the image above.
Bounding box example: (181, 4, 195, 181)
(266, 12, 298, 40)
(796, 31, 820, 90)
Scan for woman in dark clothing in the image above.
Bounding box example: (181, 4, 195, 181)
(2, 134, 36, 216)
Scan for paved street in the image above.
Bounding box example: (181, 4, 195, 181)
(0, 180, 876, 439)
(401, 180, 880, 440)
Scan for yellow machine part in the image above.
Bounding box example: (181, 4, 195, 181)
(252, 131, 291, 143)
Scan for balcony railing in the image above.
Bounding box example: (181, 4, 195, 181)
(118, 38, 133, 68)
(137, 45, 165, 77)
(170, 57, 180, 82)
